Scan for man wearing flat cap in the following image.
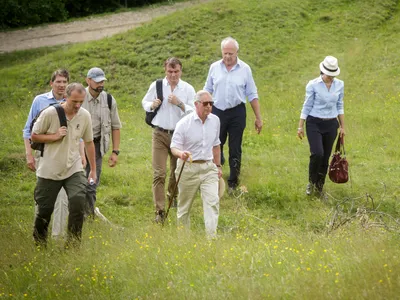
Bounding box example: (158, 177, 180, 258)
(82, 67, 122, 217)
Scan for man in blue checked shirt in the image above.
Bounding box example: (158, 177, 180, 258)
(22, 69, 86, 239)
(204, 37, 263, 194)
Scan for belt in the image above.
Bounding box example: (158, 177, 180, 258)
(321, 118, 337, 121)
(155, 127, 174, 135)
(191, 160, 211, 164)
(93, 136, 101, 143)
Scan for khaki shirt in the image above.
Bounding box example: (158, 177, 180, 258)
(82, 88, 122, 156)
(32, 106, 93, 180)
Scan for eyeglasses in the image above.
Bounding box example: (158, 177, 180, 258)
(198, 101, 214, 107)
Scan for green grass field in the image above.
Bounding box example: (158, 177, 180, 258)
(1, 0, 400, 298)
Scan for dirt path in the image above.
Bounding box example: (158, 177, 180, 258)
(0, 0, 212, 53)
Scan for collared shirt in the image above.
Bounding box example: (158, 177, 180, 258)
(171, 112, 220, 161)
(142, 78, 195, 130)
(32, 106, 93, 180)
(204, 58, 259, 111)
(82, 87, 122, 138)
(22, 91, 64, 139)
(300, 76, 344, 119)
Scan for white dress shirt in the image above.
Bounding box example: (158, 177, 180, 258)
(142, 78, 195, 130)
(171, 111, 221, 161)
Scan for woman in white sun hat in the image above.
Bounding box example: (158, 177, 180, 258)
(297, 56, 346, 198)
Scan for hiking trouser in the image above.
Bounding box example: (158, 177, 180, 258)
(152, 128, 177, 213)
(34, 153, 68, 238)
(176, 160, 219, 238)
(33, 171, 87, 244)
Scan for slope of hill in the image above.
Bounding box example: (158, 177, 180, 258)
(0, 0, 399, 298)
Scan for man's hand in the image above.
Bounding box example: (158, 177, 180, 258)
(88, 170, 97, 185)
(217, 166, 223, 178)
(255, 119, 263, 134)
(180, 151, 192, 161)
(56, 126, 68, 140)
(26, 153, 36, 172)
(168, 94, 180, 106)
(297, 127, 305, 140)
(108, 152, 118, 167)
(151, 99, 162, 110)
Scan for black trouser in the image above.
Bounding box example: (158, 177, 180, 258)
(306, 116, 339, 190)
(212, 103, 246, 188)
(33, 171, 87, 245)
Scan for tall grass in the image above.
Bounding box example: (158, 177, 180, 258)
(0, 0, 400, 298)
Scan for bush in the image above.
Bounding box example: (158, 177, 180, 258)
(0, 0, 68, 28)
(0, 0, 168, 29)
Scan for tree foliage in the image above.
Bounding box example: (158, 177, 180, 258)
(0, 0, 166, 28)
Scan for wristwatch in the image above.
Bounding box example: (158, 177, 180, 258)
(112, 150, 120, 155)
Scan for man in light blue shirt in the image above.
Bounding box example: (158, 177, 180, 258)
(204, 37, 263, 193)
(22, 69, 73, 239)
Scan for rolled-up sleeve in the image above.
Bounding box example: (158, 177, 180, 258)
(183, 86, 195, 115)
(203, 66, 214, 94)
(142, 81, 156, 112)
(110, 96, 122, 129)
(22, 98, 40, 139)
(245, 68, 258, 102)
(336, 82, 344, 115)
(300, 82, 314, 120)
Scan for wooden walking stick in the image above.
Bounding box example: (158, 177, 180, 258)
(163, 160, 186, 226)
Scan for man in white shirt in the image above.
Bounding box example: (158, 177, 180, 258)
(204, 37, 263, 194)
(171, 90, 222, 238)
(142, 58, 195, 223)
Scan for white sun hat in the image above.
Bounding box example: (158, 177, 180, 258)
(319, 56, 340, 76)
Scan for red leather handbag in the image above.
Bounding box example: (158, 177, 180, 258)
(329, 136, 349, 183)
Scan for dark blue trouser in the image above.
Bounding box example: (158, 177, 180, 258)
(85, 141, 103, 216)
(212, 103, 246, 188)
(33, 171, 87, 244)
(306, 116, 339, 190)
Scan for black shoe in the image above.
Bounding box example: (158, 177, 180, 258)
(154, 210, 165, 224)
(306, 183, 314, 196)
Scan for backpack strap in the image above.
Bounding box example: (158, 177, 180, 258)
(154, 79, 163, 113)
(54, 104, 67, 127)
(107, 93, 112, 111)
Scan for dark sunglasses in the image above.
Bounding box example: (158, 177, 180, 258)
(199, 101, 214, 107)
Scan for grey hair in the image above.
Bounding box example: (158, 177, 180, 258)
(221, 37, 239, 51)
(65, 83, 86, 97)
(194, 90, 212, 102)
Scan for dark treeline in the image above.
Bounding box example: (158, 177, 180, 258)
(0, 0, 165, 29)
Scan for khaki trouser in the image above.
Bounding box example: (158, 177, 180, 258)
(152, 129, 177, 212)
(176, 160, 219, 238)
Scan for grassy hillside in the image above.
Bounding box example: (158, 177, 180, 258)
(0, 0, 400, 298)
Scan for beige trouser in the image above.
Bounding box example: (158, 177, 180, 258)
(152, 129, 177, 212)
(34, 153, 68, 238)
(176, 160, 219, 237)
